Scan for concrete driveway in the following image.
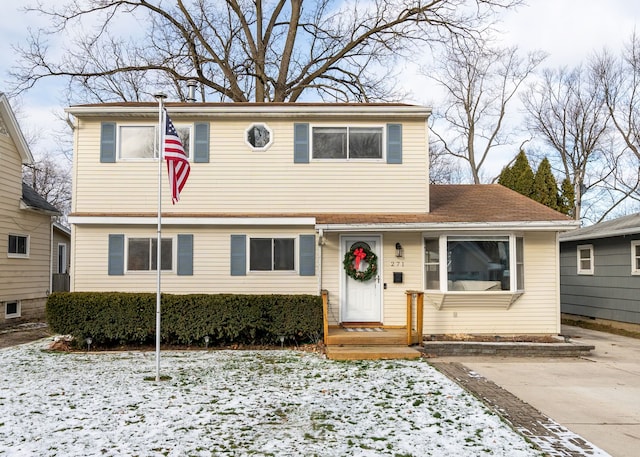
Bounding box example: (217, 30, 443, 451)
(443, 325, 640, 457)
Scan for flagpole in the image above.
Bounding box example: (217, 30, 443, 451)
(154, 92, 167, 382)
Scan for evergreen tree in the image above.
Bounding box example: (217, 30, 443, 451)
(497, 164, 514, 189)
(558, 177, 576, 217)
(500, 150, 534, 198)
(533, 157, 560, 210)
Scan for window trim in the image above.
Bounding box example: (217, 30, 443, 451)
(310, 124, 385, 161)
(423, 233, 522, 293)
(577, 244, 594, 275)
(5, 300, 21, 319)
(8, 234, 29, 258)
(57, 243, 68, 274)
(248, 235, 298, 274)
(116, 123, 194, 161)
(124, 236, 176, 274)
(631, 241, 640, 275)
(245, 123, 273, 151)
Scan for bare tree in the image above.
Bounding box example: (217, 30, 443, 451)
(428, 35, 545, 183)
(522, 66, 610, 220)
(594, 32, 640, 161)
(428, 139, 463, 184)
(23, 157, 72, 225)
(10, 0, 521, 103)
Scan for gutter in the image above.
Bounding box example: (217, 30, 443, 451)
(65, 104, 432, 119)
(316, 220, 580, 233)
(560, 227, 640, 242)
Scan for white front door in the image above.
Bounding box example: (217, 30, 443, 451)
(341, 236, 382, 323)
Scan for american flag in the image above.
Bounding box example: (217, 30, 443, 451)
(163, 110, 190, 204)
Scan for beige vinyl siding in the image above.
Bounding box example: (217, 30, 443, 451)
(0, 128, 52, 314)
(422, 232, 560, 335)
(1, 211, 52, 300)
(72, 225, 318, 295)
(322, 231, 560, 335)
(320, 232, 423, 327)
(73, 117, 428, 214)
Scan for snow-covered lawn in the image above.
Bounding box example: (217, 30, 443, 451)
(0, 340, 542, 457)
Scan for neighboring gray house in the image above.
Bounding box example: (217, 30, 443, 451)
(560, 213, 640, 327)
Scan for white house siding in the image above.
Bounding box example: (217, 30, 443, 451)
(71, 224, 318, 295)
(422, 232, 560, 335)
(71, 116, 428, 215)
(0, 134, 52, 324)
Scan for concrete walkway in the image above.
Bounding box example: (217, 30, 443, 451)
(432, 325, 640, 457)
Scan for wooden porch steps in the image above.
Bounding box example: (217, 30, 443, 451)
(324, 327, 422, 360)
(326, 345, 422, 361)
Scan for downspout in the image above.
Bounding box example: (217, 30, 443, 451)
(317, 229, 324, 295)
(49, 220, 53, 295)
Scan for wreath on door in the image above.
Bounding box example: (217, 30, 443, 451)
(343, 245, 378, 282)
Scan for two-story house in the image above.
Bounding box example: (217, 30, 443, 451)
(1, 93, 61, 327)
(66, 102, 576, 338)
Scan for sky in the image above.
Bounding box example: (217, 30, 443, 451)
(1, 0, 640, 172)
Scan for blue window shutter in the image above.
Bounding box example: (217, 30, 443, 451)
(294, 123, 309, 163)
(108, 234, 124, 275)
(230, 235, 247, 276)
(387, 123, 402, 164)
(100, 122, 116, 163)
(177, 234, 194, 276)
(194, 122, 210, 163)
(299, 235, 316, 276)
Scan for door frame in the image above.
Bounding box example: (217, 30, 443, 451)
(339, 234, 383, 324)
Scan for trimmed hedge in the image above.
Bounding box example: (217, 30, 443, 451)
(46, 292, 323, 348)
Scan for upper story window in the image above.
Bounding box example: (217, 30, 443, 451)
(631, 241, 640, 275)
(424, 235, 524, 292)
(246, 123, 273, 150)
(118, 124, 191, 160)
(577, 244, 594, 275)
(8, 234, 29, 258)
(312, 126, 383, 160)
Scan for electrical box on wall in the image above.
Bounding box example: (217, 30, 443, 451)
(393, 272, 403, 284)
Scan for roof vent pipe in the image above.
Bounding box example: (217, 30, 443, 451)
(186, 79, 198, 103)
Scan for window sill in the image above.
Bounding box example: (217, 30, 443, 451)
(424, 291, 524, 310)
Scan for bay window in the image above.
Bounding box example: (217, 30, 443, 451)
(424, 235, 524, 292)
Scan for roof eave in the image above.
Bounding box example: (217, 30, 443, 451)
(64, 103, 432, 119)
(0, 93, 34, 164)
(316, 220, 579, 232)
(560, 226, 640, 242)
(20, 200, 60, 216)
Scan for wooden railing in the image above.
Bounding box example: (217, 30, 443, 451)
(405, 291, 424, 345)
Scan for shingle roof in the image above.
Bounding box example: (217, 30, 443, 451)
(315, 185, 573, 225)
(22, 183, 60, 214)
(559, 212, 640, 242)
